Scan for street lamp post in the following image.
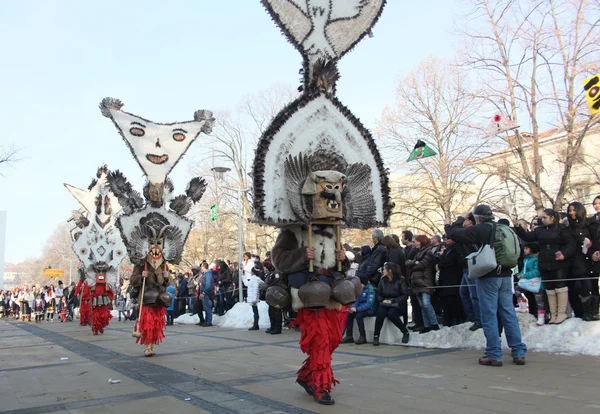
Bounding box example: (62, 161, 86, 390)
(60, 255, 77, 285)
(211, 167, 249, 304)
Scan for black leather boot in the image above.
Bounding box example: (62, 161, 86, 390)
(248, 314, 259, 330)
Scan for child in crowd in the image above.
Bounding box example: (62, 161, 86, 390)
(59, 297, 69, 322)
(514, 243, 545, 325)
(46, 297, 55, 322)
(34, 294, 45, 323)
(117, 294, 127, 322)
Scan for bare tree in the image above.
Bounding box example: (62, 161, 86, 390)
(377, 57, 491, 235)
(459, 0, 600, 212)
(187, 84, 297, 258)
(0, 143, 22, 177)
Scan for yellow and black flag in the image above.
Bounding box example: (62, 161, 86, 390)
(583, 74, 600, 115)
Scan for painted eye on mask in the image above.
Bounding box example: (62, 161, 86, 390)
(130, 127, 145, 137)
(334, 185, 340, 190)
(326, 184, 333, 190)
(173, 132, 186, 142)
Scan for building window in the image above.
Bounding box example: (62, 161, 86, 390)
(576, 186, 591, 200)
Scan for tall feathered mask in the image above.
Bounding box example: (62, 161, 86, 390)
(284, 151, 376, 228)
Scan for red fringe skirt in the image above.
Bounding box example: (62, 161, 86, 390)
(136, 306, 166, 345)
(79, 303, 91, 325)
(91, 306, 112, 332)
(296, 308, 342, 397)
(338, 305, 350, 333)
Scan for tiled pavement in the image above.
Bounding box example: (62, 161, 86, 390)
(1, 318, 599, 414)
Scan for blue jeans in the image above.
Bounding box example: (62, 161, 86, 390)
(460, 269, 481, 323)
(203, 295, 213, 325)
(417, 293, 438, 328)
(476, 277, 527, 361)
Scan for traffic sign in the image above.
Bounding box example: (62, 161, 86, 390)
(44, 269, 64, 278)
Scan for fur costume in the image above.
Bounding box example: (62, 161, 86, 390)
(101, 97, 213, 356)
(66, 165, 127, 335)
(255, 1, 390, 405)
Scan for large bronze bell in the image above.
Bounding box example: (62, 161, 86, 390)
(265, 286, 291, 309)
(298, 280, 332, 310)
(142, 289, 159, 305)
(157, 292, 173, 307)
(346, 275, 363, 298)
(331, 278, 357, 306)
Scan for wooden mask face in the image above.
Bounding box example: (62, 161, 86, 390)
(312, 177, 344, 220)
(146, 236, 165, 270)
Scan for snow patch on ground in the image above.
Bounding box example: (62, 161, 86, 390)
(400, 313, 600, 356)
(174, 302, 270, 329)
(175, 304, 600, 356)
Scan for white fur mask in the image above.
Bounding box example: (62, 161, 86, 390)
(100, 98, 214, 184)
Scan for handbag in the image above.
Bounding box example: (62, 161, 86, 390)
(466, 223, 499, 279)
(518, 277, 542, 293)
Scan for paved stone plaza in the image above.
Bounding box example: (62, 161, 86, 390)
(1, 318, 599, 414)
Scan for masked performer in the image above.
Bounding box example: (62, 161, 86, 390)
(67, 166, 127, 334)
(90, 267, 115, 334)
(75, 278, 92, 326)
(102, 97, 213, 356)
(254, 1, 391, 404)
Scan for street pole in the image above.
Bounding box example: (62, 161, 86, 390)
(238, 186, 244, 303)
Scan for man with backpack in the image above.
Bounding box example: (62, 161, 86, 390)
(447, 204, 527, 367)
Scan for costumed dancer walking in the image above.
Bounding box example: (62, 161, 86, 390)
(254, 0, 391, 405)
(66, 165, 128, 334)
(101, 97, 214, 356)
(75, 278, 92, 326)
(90, 269, 115, 334)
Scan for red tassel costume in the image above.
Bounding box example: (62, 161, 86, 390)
(90, 279, 114, 334)
(296, 308, 342, 398)
(75, 280, 92, 326)
(130, 262, 170, 356)
(136, 306, 166, 345)
(271, 225, 348, 404)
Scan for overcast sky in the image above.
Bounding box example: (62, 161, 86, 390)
(0, 0, 467, 263)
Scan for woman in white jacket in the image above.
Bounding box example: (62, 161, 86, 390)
(247, 265, 261, 331)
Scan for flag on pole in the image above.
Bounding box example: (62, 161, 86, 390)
(407, 140, 437, 162)
(209, 203, 218, 222)
(485, 113, 519, 137)
(583, 74, 600, 115)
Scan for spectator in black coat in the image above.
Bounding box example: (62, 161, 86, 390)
(373, 262, 410, 346)
(355, 245, 372, 285)
(402, 230, 417, 260)
(566, 201, 594, 320)
(586, 196, 600, 320)
(381, 235, 407, 278)
(177, 273, 189, 315)
(445, 214, 481, 331)
(365, 229, 387, 286)
(435, 239, 465, 326)
(514, 208, 576, 324)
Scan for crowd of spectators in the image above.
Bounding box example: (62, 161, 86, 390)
(340, 196, 600, 350)
(4, 197, 599, 358)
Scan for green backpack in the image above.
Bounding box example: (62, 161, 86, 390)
(486, 222, 520, 268)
